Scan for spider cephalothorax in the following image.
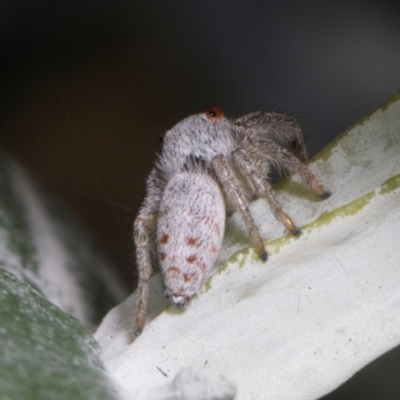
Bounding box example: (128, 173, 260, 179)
(133, 107, 330, 335)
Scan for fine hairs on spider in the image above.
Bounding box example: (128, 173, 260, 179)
(133, 106, 331, 336)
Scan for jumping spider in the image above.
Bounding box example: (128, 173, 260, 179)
(133, 106, 331, 335)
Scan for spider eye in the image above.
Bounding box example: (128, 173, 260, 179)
(204, 106, 224, 121)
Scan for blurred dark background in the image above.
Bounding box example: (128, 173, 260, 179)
(1, 1, 400, 398)
(2, 0, 400, 285)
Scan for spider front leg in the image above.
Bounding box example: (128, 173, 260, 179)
(212, 155, 268, 261)
(234, 112, 308, 162)
(261, 140, 331, 199)
(233, 148, 301, 236)
(133, 207, 157, 336)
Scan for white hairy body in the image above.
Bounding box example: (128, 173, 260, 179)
(157, 173, 225, 307)
(133, 106, 331, 335)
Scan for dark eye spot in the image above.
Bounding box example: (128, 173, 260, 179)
(204, 106, 224, 121)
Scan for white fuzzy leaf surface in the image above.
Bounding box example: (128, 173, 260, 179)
(95, 91, 400, 400)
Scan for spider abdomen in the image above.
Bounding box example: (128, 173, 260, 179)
(156, 172, 225, 307)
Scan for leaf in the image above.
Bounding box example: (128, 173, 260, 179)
(95, 90, 400, 399)
(0, 152, 124, 399)
(0, 267, 119, 400)
(0, 153, 124, 328)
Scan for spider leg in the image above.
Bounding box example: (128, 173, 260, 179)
(234, 112, 308, 162)
(257, 138, 331, 199)
(212, 155, 268, 261)
(133, 207, 157, 336)
(233, 148, 301, 236)
(133, 169, 163, 336)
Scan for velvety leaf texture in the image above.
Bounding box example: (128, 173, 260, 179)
(0, 267, 119, 400)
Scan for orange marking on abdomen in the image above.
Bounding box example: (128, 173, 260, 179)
(186, 237, 199, 246)
(160, 234, 169, 244)
(198, 263, 207, 273)
(167, 266, 180, 275)
(183, 273, 196, 283)
(186, 255, 197, 264)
